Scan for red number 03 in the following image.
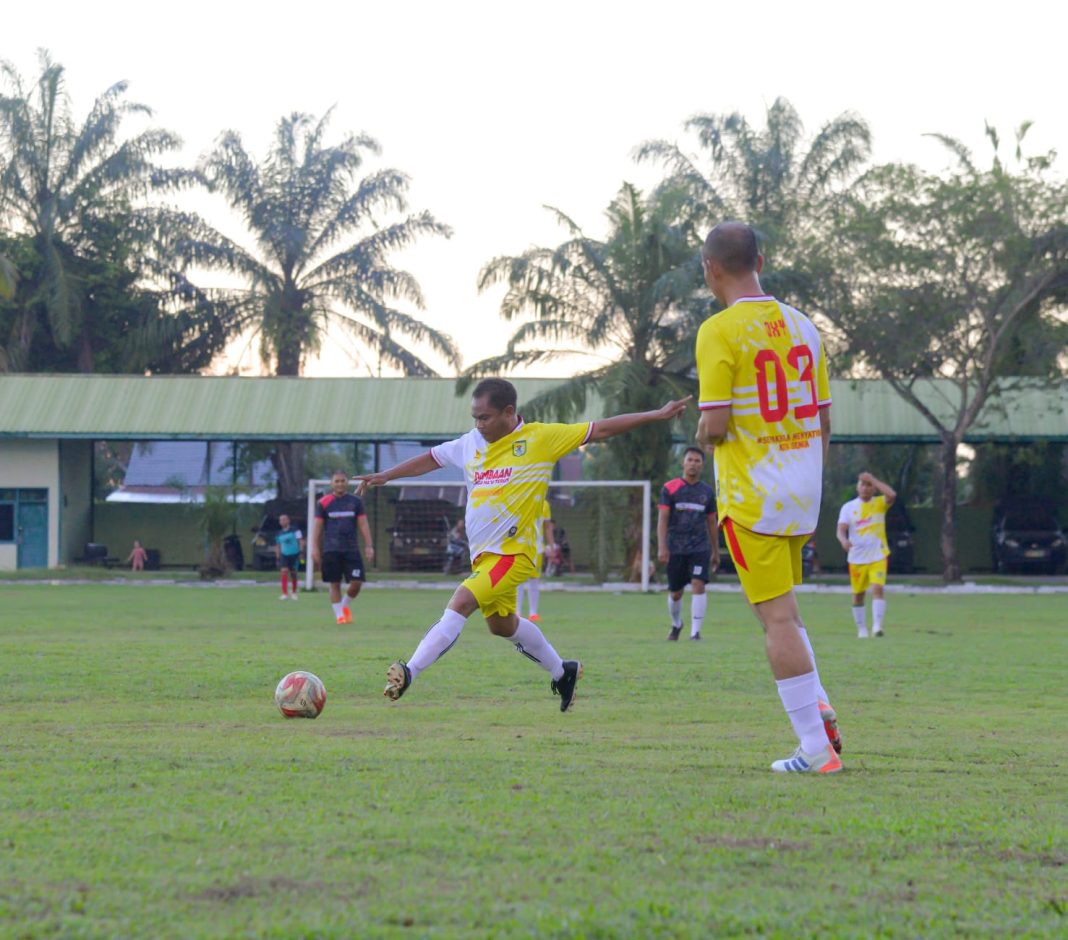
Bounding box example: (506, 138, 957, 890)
(754, 345, 819, 422)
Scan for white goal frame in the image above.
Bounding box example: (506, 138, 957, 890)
(305, 478, 652, 591)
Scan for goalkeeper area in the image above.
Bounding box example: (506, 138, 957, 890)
(305, 478, 652, 590)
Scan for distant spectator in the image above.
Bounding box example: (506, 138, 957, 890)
(127, 540, 148, 572)
(275, 513, 305, 600)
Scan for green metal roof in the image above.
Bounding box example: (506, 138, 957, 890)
(0, 374, 1065, 442)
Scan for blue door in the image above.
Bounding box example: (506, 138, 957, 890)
(17, 496, 48, 568)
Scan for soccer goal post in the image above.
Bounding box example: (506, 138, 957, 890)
(305, 478, 652, 591)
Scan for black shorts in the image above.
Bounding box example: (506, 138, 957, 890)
(667, 551, 712, 592)
(279, 553, 300, 573)
(321, 550, 365, 584)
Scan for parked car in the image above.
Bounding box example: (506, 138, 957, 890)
(991, 500, 1067, 574)
(250, 499, 308, 571)
(389, 499, 455, 571)
(885, 501, 916, 574)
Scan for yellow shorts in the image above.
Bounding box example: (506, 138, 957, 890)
(463, 553, 538, 618)
(722, 518, 809, 604)
(849, 558, 887, 594)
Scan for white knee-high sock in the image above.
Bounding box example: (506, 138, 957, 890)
(509, 617, 564, 680)
(408, 609, 467, 679)
(872, 598, 886, 630)
(775, 671, 827, 755)
(668, 596, 682, 627)
(796, 625, 829, 705)
(527, 578, 541, 616)
(852, 605, 867, 637)
(690, 594, 707, 637)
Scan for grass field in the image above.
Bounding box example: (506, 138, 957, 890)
(1, 583, 1065, 939)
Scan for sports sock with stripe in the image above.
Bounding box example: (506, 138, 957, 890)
(509, 617, 564, 679)
(409, 609, 467, 679)
(690, 593, 707, 637)
(775, 671, 827, 756)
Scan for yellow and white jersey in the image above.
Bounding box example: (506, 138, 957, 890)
(838, 495, 890, 564)
(696, 295, 831, 535)
(430, 420, 592, 565)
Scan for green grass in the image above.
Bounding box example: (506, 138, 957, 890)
(1, 585, 1065, 938)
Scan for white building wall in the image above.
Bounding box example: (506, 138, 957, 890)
(0, 439, 60, 570)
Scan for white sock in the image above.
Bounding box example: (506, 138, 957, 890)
(408, 609, 467, 679)
(332, 602, 343, 619)
(796, 625, 829, 704)
(873, 598, 886, 631)
(510, 617, 564, 680)
(775, 671, 827, 755)
(668, 596, 682, 628)
(516, 582, 526, 614)
(341, 595, 352, 610)
(690, 594, 707, 637)
(852, 605, 867, 636)
(527, 579, 540, 616)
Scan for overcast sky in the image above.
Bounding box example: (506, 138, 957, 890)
(7, 1, 1066, 376)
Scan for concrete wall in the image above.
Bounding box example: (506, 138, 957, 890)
(0, 439, 60, 570)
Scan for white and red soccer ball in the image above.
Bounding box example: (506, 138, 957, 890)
(275, 671, 327, 719)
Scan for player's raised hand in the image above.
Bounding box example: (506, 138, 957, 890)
(657, 396, 693, 421)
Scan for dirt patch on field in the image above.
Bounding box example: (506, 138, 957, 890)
(694, 835, 810, 851)
(192, 876, 324, 902)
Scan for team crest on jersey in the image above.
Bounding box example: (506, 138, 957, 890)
(512, 440, 527, 457)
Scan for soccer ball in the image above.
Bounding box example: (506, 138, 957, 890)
(275, 671, 327, 719)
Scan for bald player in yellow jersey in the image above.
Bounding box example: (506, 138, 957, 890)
(696, 222, 842, 774)
(356, 378, 690, 713)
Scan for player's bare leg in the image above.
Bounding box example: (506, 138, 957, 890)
(753, 591, 841, 771)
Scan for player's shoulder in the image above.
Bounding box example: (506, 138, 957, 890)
(318, 493, 335, 509)
(662, 477, 685, 495)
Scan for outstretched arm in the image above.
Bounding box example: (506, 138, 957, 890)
(354, 451, 441, 496)
(588, 396, 691, 443)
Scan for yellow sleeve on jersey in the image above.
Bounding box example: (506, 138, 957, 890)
(539, 422, 593, 461)
(696, 316, 736, 409)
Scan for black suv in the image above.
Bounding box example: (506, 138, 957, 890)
(991, 501, 1067, 575)
(885, 501, 916, 574)
(389, 499, 455, 571)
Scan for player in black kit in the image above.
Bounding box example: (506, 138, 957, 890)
(657, 448, 720, 640)
(313, 470, 375, 625)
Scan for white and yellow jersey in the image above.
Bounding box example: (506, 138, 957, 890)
(838, 495, 890, 564)
(430, 420, 592, 565)
(696, 295, 831, 535)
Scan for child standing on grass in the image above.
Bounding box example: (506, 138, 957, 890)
(127, 540, 148, 571)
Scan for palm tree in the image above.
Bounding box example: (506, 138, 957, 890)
(0, 51, 223, 372)
(465, 182, 705, 578)
(180, 110, 458, 378)
(636, 97, 871, 306)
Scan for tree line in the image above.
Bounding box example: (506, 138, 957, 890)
(3, 53, 1067, 581)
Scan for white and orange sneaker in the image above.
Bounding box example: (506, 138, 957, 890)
(818, 700, 843, 754)
(771, 743, 843, 774)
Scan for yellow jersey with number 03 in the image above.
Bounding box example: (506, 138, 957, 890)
(696, 295, 831, 536)
(430, 419, 592, 565)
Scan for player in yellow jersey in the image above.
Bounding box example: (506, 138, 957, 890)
(837, 472, 897, 638)
(696, 222, 842, 774)
(355, 378, 690, 712)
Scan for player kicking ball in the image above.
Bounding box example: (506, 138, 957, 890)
(356, 378, 690, 712)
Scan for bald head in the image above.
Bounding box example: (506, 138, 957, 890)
(702, 222, 759, 275)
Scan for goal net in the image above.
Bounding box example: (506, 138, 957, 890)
(304, 479, 652, 591)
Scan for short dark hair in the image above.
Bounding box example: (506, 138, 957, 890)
(472, 378, 517, 412)
(683, 446, 705, 460)
(331, 469, 348, 479)
(702, 222, 759, 274)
